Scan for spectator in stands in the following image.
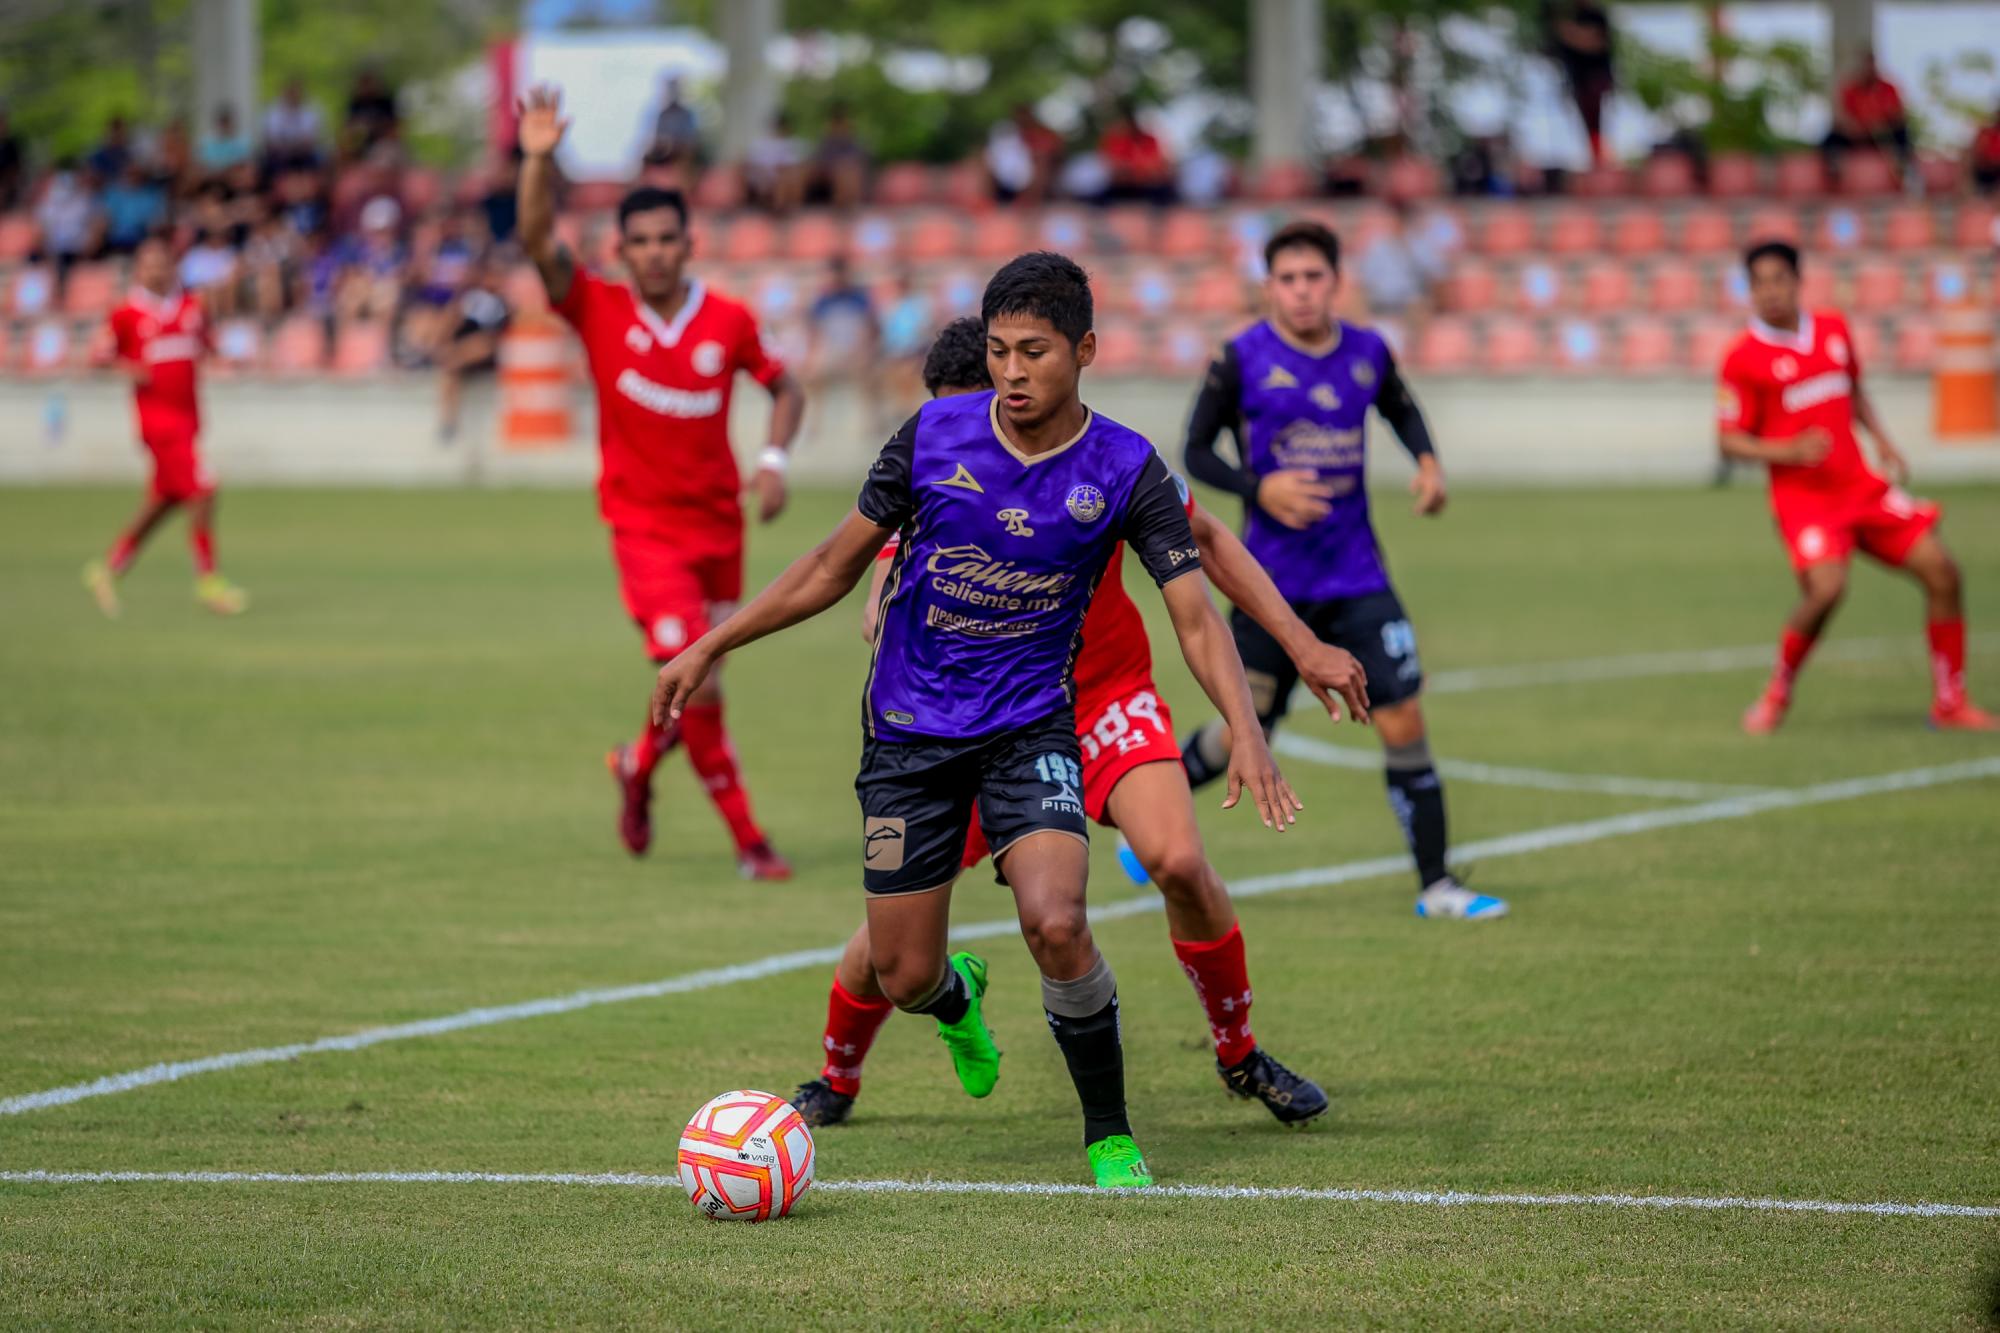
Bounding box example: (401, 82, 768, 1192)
(273, 162, 330, 239)
(179, 227, 241, 316)
(986, 102, 1063, 205)
(1825, 50, 1913, 179)
(153, 118, 195, 198)
(1098, 100, 1175, 205)
(1449, 135, 1512, 196)
(803, 254, 878, 386)
(0, 109, 25, 211)
(478, 147, 521, 246)
(1356, 200, 1447, 323)
(344, 68, 401, 157)
(88, 116, 134, 182)
(1969, 102, 2000, 194)
(435, 256, 511, 442)
(1546, 0, 1615, 167)
(875, 267, 934, 428)
(650, 76, 700, 165)
(264, 79, 325, 171)
(242, 206, 299, 323)
(198, 105, 254, 177)
(745, 111, 808, 214)
(812, 102, 870, 210)
(333, 194, 407, 323)
(101, 160, 168, 255)
(32, 160, 104, 280)
(397, 210, 479, 366)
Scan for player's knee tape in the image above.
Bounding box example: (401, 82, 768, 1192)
(1041, 953, 1117, 1019)
(1384, 738, 1435, 772)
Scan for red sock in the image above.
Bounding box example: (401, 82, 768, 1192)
(680, 700, 765, 851)
(1769, 627, 1818, 700)
(1171, 924, 1257, 1068)
(189, 519, 216, 577)
(106, 531, 140, 575)
(630, 705, 680, 783)
(820, 976, 894, 1096)
(1928, 618, 1967, 712)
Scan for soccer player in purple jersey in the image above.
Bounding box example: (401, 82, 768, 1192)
(651, 253, 1302, 1189)
(1179, 220, 1509, 922)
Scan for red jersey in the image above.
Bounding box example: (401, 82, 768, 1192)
(109, 288, 207, 441)
(1717, 309, 1884, 507)
(555, 272, 785, 546)
(1840, 77, 1904, 134)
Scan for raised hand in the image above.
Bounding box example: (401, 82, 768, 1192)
(516, 85, 569, 158)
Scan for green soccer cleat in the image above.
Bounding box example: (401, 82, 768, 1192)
(935, 951, 1000, 1098)
(1086, 1135, 1154, 1190)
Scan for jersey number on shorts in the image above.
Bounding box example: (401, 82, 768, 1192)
(1035, 753, 1083, 813)
(1381, 619, 1421, 682)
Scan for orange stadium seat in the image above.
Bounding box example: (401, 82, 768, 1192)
(785, 213, 844, 263)
(268, 316, 328, 374)
(0, 213, 38, 262)
(692, 168, 746, 211)
(1554, 317, 1605, 371)
(1917, 153, 1961, 196)
(1882, 205, 1934, 251)
(1819, 206, 1866, 251)
(1640, 152, 1698, 199)
(1744, 208, 1801, 244)
(1545, 208, 1602, 255)
(1611, 209, 1666, 257)
(1480, 317, 1539, 374)
(1687, 318, 1739, 371)
(1845, 317, 1885, 368)
(1648, 259, 1703, 313)
(1442, 261, 1498, 312)
(1851, 260, 1906, 312)
(1891, 316, 1935, 372)
(1381, 155, 1443, 201)
(1185, 269, 1249, 318)
(902, 213, 967, 263)
(941, 162, 991, 212)
(1571, 165, 1630, 199)
(332, 321, 390, 376)
(1774, 152, 1828, 200)
(1952, 202, 1997, 249)
(1473, 205, 1534, 257)
(8, 264, 54, 318)
(1412, 316, 1474, 373)
(1616, 317, 1677, 373)
(1101, 208, 1156, 256)
(22, 319, 74, 375)
(970, 212, 1027, 260)
(720, 214, 780, 263)
(61, 263, 119, 320)
(1799, 263, 1837, 309)
(1248, 161, 1315, 202)
(1579, 260, 1633, 313)
(1835, 151, 1899, 197)
(1676, 206, 1733, 255)
(1708, 153, 1762, 198)
(1157, 210, 1219, 260)
(873, 163, 933, 208)
(1514, 260, 1564, 313)
(1090, 319, 1143, 375)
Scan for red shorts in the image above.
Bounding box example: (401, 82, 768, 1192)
(1775, 486, 1939, 573)
(610, 528, 742, 661)
(145, 431, 212, 501)
(961, 681, 1177, 869)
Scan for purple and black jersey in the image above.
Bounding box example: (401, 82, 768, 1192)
(1184, 319, 1435, 603)
(856, 389, 1201, 743)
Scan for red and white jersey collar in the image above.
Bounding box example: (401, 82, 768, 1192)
(1746, 311, 1815, 353)
(632, 279, 706, 348)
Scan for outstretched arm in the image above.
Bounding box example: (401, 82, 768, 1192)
(1189, 502, 1368, 724)
(515, 85, 574, 305)
(653, 510, 890, 723)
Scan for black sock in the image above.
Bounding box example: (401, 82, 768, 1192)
(909, 965, 969, 1025)
(1178, 721, 1229, 791)
(1044, 994, 1131, 1145)
(1384, 762, 1450, 888)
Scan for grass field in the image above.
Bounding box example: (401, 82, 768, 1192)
(2, 481, 1998, 1329)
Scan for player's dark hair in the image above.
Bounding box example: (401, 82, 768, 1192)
(922, 316, 993, 395)
(617, 185, 688, 233)
(981, 250, 1093, 347)
(1264, 219, 1340, 274)
(1744, 239, 1800, 275)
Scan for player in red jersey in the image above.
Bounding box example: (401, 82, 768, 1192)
(1719, 240, 1993, 733)
(517, 87, 808, 876)
(82, 231, 247, 618)
(788, 318, 1373, 1130)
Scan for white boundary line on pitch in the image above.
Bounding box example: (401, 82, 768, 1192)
(6, 755, 1997, 1120)
(1271, 731, 1775, 801)
(1, 1170, 1993, 1220)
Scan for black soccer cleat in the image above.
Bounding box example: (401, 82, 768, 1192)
(789, 1078, 855, 1128)
(1219, 1046, 1329, 1127)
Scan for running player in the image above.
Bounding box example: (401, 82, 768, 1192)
(652, 253, 1301, 1189)
(1721, 240, 1993, 732)
(1179, 219, 1507, 922)
(83, 230, 247, 618)
(516, 86, 808, 877)
(789, 316, 1369, 1132)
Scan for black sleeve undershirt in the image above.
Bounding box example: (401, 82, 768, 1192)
(1181, 343, 1259, 501)
(1375, 349, 1436, 461)
(855, 411, 919, 529)
(1119, 450, 1203, 587)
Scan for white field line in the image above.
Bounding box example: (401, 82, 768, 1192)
(5, 755, 1997, 1120)
(0, 1169, 1993, 1220)
(1271, 731, 1774, 801)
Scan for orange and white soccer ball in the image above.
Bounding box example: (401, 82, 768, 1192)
(677, 1089, 816, 1222)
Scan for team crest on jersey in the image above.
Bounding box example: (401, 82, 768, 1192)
(691, 339, 725, 377)
(1350, 360, 1376, 388)
(1261, 365, 1299, 390)
(934, 463, 984, 493)
(1310, 384, 1341, 411)
(1772, 354, 1798, 382)
(1065, 484, 1106, 523)
(625, 326, 653, 355)
(996, 507, 1036, 538)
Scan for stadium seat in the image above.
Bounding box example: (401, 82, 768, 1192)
(1442, 261, 1498, 312)
(1687, 318, 1739, 371)
(1819, 206, 1865, 251)
(1640, 152, 1698, 199)
(1090, 319, 1143, 375)
(720, 214, 781, 263)
(60, 263, 119, 321)
(1157, 210, 1219, 260)
(785, 213, 844, 263)
(1848, 317, 1886, 368)
(1616, 316, 1678, 373)
(212, 318, 263, 371)
(1480, 317, 1539, 374)
(332, 321, 390, 376)
(1185, 270, 1249, 318)
(1515, 260, 1564, 313)
(1925, 260, 1972, 309)
(872, 163, 933, 208)
(1124, 266, 1175, 319)
(1545, 208, 1602, 255)
(1952, 202, 1997, 249)
(932, 267, 986, 317)
(1554, 317, 1605, 371)
(1101, 208, 1156, 256)
(1717, 263, 1748, 312)
(1473, 205, 1535, 257)
(1676, 207, 1733, 255)
(1411, 316, 1474, 373)
(1707, 153, 1762, 198)
(1610, 209, 1666, 257)
(970, 212, 1028, 260)
(22, 319, 73, 375)
(1743, 208, 1801, 244)
(1570, 165, 1630, 199)
(8, 264, 54, 318)
(941, 162, 991, 212)
(1799, 263, 1837, 309)
(1917, 153, 1961, 196)
(1038, 209, 1092, 253)
(848, 213, 900, 262)
(691, 169, 746, 211)
(1247, 161, 1316, 202)
(1882, 205, 1934, 251)
(1835, 151, 1899, 197)
(268, 316, 329, 374)
(1891, 316, 1936, 372)
(1647, 260, 1703, 313)
(1773, 152, 1828, 199)
(0, 213, 38, 263)
(1381, 155, 1444, 201)
(1579, 260, 1634, 313)
(1851, 260, 1906, 313)
(902, 213, 967, 263)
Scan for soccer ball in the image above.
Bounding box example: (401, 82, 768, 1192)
(677, 1089, 816, 1222)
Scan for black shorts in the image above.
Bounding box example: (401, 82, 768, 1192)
(1232, 587, 1424, 727)
(855, 711, 1087, 895)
